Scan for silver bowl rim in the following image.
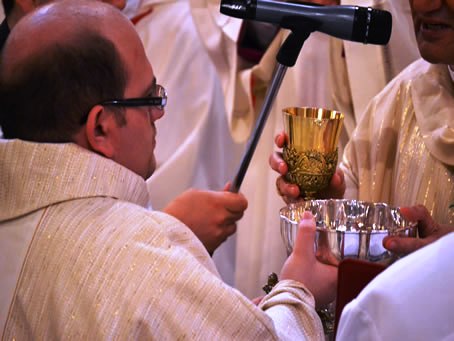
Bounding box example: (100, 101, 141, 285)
(279, 199, 418, 232)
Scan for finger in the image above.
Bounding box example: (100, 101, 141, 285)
(221, 192, 248, 213)
(334, 168, 345, 187)
(320, 168, 345, 199)
(382, 236, 429, 255)
(222, 223, 237, 237)
(219, 204, 245, 223)
(400, 205, 437, 238)
(274, 132, 286, 148)
(223, 210, 244, 223)
(225, 202, 248, 216)
(399, 205, 430, 222)
(269, 151, 287, 175)
(332, 170, 346, 198)
(276, 176, 301, 199)
(292, 211, 316, 259)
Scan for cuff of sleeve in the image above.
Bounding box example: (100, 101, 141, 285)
(258, 280, 324, 340)
(258, 279, 316, 310)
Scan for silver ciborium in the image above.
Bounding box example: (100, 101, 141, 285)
(280, 199, 417, 263)
(280, 199, 417, 336)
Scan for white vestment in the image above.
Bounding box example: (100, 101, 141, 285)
(341, 59, 454, 225)
(203, 0, 418, 297)
(129, 0, 244, 285)
(148, 0, 420, 297)
(0, 139, 324, 340)
(337, 0, 420, 125)
(337, 232, 454, 340)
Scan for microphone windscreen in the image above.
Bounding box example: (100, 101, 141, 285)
(352, 7, 392, 45)
(220, 0, 254, 19)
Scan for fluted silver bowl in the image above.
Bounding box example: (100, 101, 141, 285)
(280, 199, 417, 264)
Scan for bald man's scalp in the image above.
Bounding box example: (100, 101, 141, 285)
(0, 0, 130, 142)
(1, 0, 129, 78)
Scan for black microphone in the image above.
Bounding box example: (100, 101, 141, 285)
(220, 0, 392, 45)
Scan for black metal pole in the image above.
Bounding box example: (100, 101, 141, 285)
(230, 28, 314, 193)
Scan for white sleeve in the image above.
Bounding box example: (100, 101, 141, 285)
(336, 300, 381, 341)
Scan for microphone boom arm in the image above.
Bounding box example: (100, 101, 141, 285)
(230, 26, 315, 193)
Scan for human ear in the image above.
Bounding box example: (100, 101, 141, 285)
(16, 0, 36, 13)
(8, 0, 35, 26)
(85, 105, 118, 159)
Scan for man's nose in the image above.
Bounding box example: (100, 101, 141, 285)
(149, 107, 165, 122)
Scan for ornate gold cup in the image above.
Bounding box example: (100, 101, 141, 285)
(282, 107, 344, 199)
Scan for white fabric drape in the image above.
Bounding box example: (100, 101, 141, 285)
(131, 0, 245, 285)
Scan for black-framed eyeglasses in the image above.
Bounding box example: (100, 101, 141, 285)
(100, 84, 167, 111)
(79, 84, 167, 125)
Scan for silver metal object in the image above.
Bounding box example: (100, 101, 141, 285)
(280, 199, 417, 264)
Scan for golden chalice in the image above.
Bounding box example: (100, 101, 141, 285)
(282, 107, 344, 199)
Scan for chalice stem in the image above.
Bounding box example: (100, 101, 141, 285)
(304, 192, 317, 201)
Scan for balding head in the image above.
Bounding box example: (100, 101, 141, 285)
(0, 0, 158, 179)
(0, 0, 141, 141)
(3, 0, 126, 30)
(3, 0, 130, 75)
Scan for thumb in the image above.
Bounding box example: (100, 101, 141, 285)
(223, 182, 231, 191)
(292, 211, 316, 259)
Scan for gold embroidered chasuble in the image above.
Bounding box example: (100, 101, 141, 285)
(341, 60, 454, 225)
(0, 140, 323, 340)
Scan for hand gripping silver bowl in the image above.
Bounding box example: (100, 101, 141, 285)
(280, 199, 417, 264)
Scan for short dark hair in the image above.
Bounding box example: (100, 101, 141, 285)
(2, 0, 14, 16)
(0, 28, 128, 142)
